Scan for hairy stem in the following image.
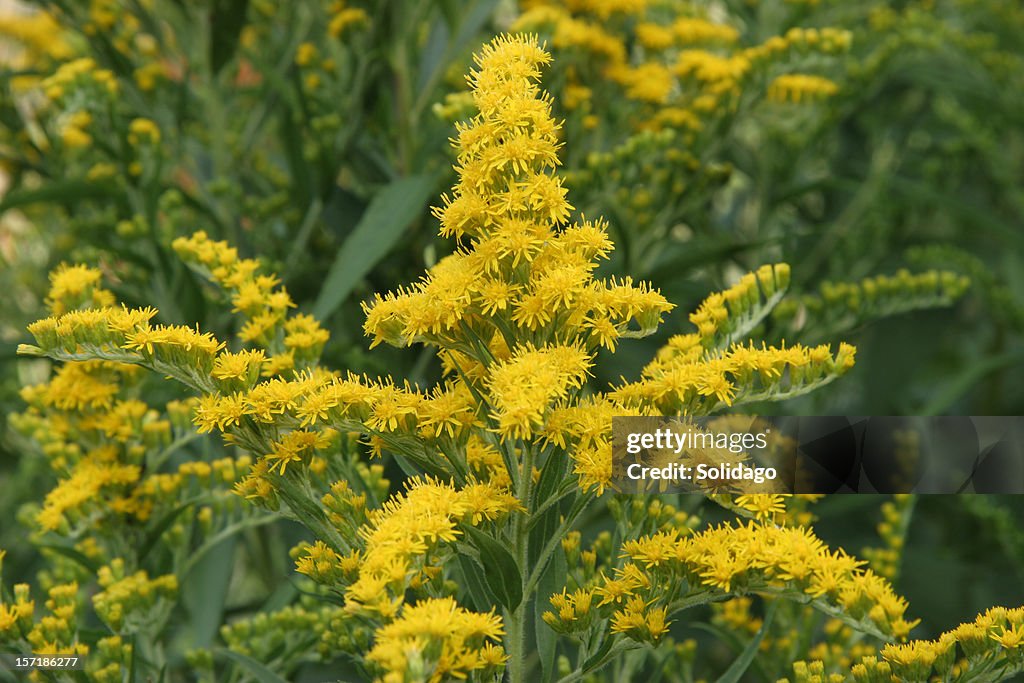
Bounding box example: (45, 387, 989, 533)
(508, 442, 537, 683)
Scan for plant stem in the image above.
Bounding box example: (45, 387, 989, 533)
(498, 438, 541, 683)
(507, 602, 526, 683)
(555, 640, 640, 683)
(273, 475, 348, 553)
(508, 442, 536, 683)
(523, 493, 592, 600)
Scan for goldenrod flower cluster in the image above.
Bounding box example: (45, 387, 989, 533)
(767, 74, 840, 103)
(0, 10, 72, 71)
(734, 493, 790, 522)
(287, 475, 521, 681)
(367, 597, 506, 683)
(0, 579, 35, 640)
(612, 265, 857, 415)
(908, 244, 1024, 332)
(173, 231, 324, 367)
(0, 575, 134, 683)
(862, 494, 915, 581)
(92, 560, 178, 632)
(56, 1, 170, 91)
(16, 269, 257, 538)
(365, 35, 672, 357)
(325, 1, 368, 38)
(44, 263, 116, 315)
(10, 581, 88, 657)
(41, 56, 119, 103)
(513, 1, 851, 131)
(215, 597, 352, 669)
(336, 477, 520, 618)
(787, 606, 1024, 681)
(3, 259, 281, 678)
(774, 269, 971, 340)
(89, 635, 134, 683)
(10, 29, 1024, 683)
(575, 522, 918, 642)
(712, 595, 763, 637)
(716, 595, 878, 676)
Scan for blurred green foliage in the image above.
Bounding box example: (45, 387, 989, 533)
(2, 0, 1024, 681)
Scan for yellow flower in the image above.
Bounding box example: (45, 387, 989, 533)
(486, 344, 592, 439)
(991, 623, 1024, 649)
(328, 7, 367, 36)
(767, 74, 840, 103)
(212, 349, 265, 384)
(734, 494, 788, 521)
(128, 117, 161, 145)
(609, 62, 674, 104)
(295, 41, 317, 66)
(366, 597, 504, 681)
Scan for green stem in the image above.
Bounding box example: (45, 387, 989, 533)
(525, 480, 579, 530)
(508, 442, 536, 683)
(523, 492, 593, 601)
(556, 640, 641, 683)
(507, 603, 526, 683)
(273, 475, 349, 553)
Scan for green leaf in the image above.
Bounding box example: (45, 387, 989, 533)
(183, 537, 236, 647)
(414, 0, 500, 116)
(129, 633, 140, 683)
(312, 174, 436, 321)
(35, 542, 100, 573)
(0, 179, 117, 214)
(462, 525, 523, 610)
(261, 581, 299, 612)
(217, 648, 290, 683)
(580, 633, 615, 673)
(922, 349, 1024, 415)
(690, 622, 770, 683)
(435, 0, 461, 31)
(456, 553, 493, 613)
(529, 451, 567, 567)
(532, 450, 568, 510)
(182, 514, 279, 576)
(714, 600, 778, 683)
(209, 0, 250, 74)
(279, 107, 313, 209)
(535, 547, 567, 683)
(419, 16, 453, 94)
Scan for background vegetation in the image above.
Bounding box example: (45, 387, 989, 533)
(1, 0, 1023, 681)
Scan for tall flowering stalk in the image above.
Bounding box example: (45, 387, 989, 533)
(14, 32, 1024, 683)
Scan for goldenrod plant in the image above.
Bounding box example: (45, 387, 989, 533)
(0, 0, 508, 587)
(3, 0, 1017, 425)
(4, 266, 275, 680)
(511, 0, 852, 271)
(0, 0, 500, 363)
(6, 34, 1024, 683)
(494, 0, 1024, 416)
